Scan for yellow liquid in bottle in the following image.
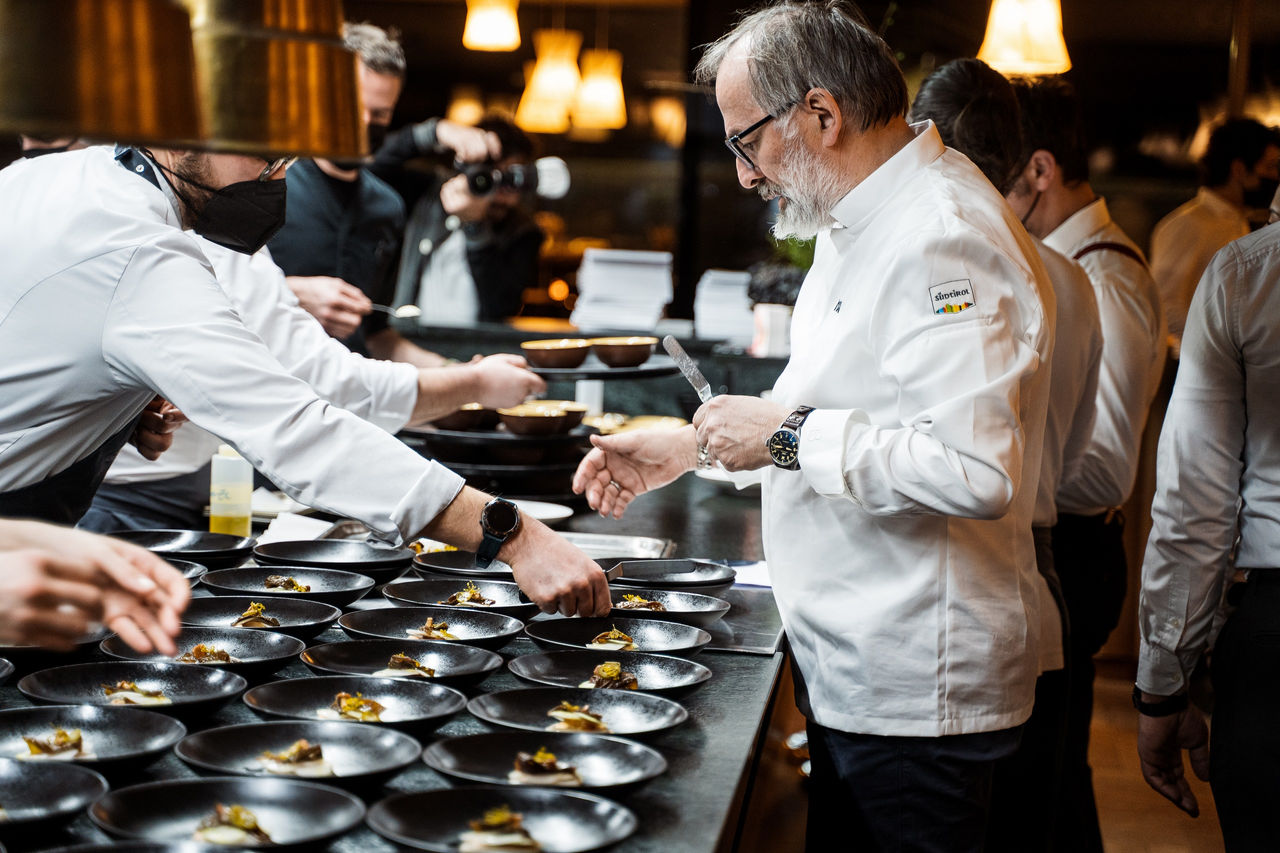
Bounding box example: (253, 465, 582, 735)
(209, 514, 251, 537)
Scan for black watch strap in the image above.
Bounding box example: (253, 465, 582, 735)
(784, 405, 815, 432)
(1131, 685, 1189, 717)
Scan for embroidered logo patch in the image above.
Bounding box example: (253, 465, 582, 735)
(929, 279, 975, 314)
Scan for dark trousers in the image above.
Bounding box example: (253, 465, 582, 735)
(1210, 572, 1280, 852)
(805, 720, 1022, 853)
(78, 465, 211, 533)
(1051, 510, 1128, 853)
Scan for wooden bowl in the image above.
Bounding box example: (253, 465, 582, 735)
(589, 336, 658, 368)
(498, 402, 572, 436)
(520, 338, 592, 369)
(429, 403, 485, 431)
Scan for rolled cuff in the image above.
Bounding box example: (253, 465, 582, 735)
(1135, 640, 1188, 696)
(377, 459, 466, 547)
(796, 408, 869, 498)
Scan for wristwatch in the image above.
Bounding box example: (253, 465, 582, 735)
(1131, 685, 1189, 717)
(475, 497, 521, 568)
(766, 406, 815, 471)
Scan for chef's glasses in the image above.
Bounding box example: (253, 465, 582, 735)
(256, 156, 297, 181)
(723, 103, 796, 171)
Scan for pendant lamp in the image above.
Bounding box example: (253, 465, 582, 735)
(446, 86, 486, 126)
(463, 0, 520, 52)
(515, 29, 581, 134)
(572, 48, 626, 130)
(977, 0, 1071, 76)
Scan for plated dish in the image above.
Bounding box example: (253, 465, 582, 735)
(301, 638, 502, 689)
(252, 540, 412, 586)
(509, 650, 712, 698)
(524, 617, 712, 658)
(0, 705, 186, 773)
(101, 627, 305, 681)
(243, 675, 466, 738)
(606, 588, 731, 628)
(180, 596, 342, 641)
(467, 687, 689, 738)
(387, 578, 541, 622)
(200, 567, 374, 608)
(338, 606, 524, 651)
(17, 662, 246, 718)
(423, 731, 667, 791)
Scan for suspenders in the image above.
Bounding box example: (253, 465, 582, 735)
(1072, 241, 1148, 269)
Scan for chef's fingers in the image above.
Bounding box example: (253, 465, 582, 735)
(587, 566, 611, 616)
(106, 613, 165, 656)
(0, 604, 93, 650)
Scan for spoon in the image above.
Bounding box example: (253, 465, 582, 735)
(370, 303, 422, 319)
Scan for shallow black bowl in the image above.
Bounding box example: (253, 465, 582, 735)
(509, 650, 712, 698)
(164, 559, 207, 587)
(525, 616, 711, 658)
(302, 639, 502, 689)
(109, 530, 254, 570)
(0, 758, 108, 833)
(468, 687, 689, 738)
(367, 785, 637, 853)
(608, 588, 730, 628)
(254, 540, 412, 586)
(101, 627, 305, 681)
(18, 662, 246, 718)
(180, 596, 342, 641)
(386, 578, 541, 622)
(200, 567, 374, 608)
(243, 675, 466, 737)
(89, 777, 365, 850)
(423, 730, 666, 791)
(0, 705, 186, 773)
(338, 606, 524, 651)
(0, 626, 114, 673)
(415, 550, 621, 584)
(176, 720, 421, 789)
(0, 658, 11, 687)
(599, 558, 737, 598)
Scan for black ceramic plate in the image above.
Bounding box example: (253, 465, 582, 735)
(468, 687, 689, 738)
(0, 659, 11, 687)
(301, 639, 502, 689)
(44, 844, 230, 853)
(0, 758, 108, 832)
(0, 625, 114, 673)
(400, 424, 595, 466)
(600, 558, 737, 597)
(253, 540, 412, 586)
(89, 777, 365, 850)
(180, 596, 342, 641)
(101, 627, 305, 681)
(200, 567, 374, 607)
(243, 675, 466, 737)
(164, 559, 207, 586)
(525, 617, 711, 658)
(0, 705, 185, 773)
(338, 606, 524, 651)
(18, 662, 247, 718)
(175, 720, 421, 788)
(423, 731, 666, 791)
(509, 650, 712, 698)
(388, 578, 541, 622)
(108, 530, 254, 570)
(367, 785, 637, 853)
(608, 588, 730, 628)
(414, 550, 621, 583)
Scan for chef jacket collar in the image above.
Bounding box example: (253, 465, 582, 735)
(828, 119, 946, 234)
(1043, 197, 1114, 256)
(114, 145, 184, 225)
(1195, 185, 1249, 224)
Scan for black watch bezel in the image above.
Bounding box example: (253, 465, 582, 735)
(1131, 685, 1189, 717)
(476, 497, 520, 568)
(766, 406, 815, 471)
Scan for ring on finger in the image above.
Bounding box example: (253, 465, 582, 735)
(608, 480, 623, 491)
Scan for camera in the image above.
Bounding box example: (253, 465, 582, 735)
(461, 162, 536, 196)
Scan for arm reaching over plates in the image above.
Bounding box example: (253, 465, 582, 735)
(572, 425, 700, 519)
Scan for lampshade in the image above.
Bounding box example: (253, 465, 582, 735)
(571, 48, 626, 130)
(977, 0, 1071, 76)
(463, 0, 520, 52)
(649, 95, 686, 147)
(515, 29, 581, 134)
(446, 86, 486, 126)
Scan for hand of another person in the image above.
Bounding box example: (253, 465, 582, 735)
(503, 520, 611, 617)
(434, 120, 502, 164)
(572, 426, 698, 519)
(286, 275, 372, 339)
(439, 173, 491, 223)
(1136, 704, 1210, 817)
(130, 395, 187, 461)
(693, 395, 789, 472)
(0, 549, 108, 649)
(469, 353, 546, 409)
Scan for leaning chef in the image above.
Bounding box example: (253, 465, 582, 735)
(0, 142, 609, 619)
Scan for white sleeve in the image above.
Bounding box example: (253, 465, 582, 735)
(102, 236, 461, 544)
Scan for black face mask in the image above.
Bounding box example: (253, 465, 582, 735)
(150, 154, 288, 255)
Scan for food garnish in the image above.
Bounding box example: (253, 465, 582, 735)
(441, 581, 495, 607)
(407, 617, 458, 641)
(19, 728, 93, 761)
(579, 660, 639, 690)
(616, 594, 665, 612)
(264, 575, 310, 593)
(177, 643, 238, 664)
(508, 745, 582, 787)
(317, 691, 385, 722)
(459, 805, 540, 852)
(194, 803, 272, 846)
(588, 625, 637, 651)
(546, 700, 609, 733)
(256, 738, 333, 778)
(373, 652, 435, 678)
(232, 601, 280, 628)
(101, 680, 171, 705)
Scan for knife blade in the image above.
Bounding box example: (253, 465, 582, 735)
(662, 335, 713, 403)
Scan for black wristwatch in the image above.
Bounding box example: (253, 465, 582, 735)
(475, 497, 521, 568)
(766, 406, 815, 470)
(1131, 685, 1189, 717)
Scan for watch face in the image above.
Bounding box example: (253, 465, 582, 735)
(767, 429, 800, 467)
(482, 498, 520, 537)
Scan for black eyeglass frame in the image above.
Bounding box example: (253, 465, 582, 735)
(724, 113, 777, 170)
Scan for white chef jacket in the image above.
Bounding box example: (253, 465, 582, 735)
(0, 147, 462, 543)
(766, 121, 1054, 737)
(107, 240, 419, 483)
(1149, 187, 1249, 353)
(416, 229, 480, 326)
(1045, 199, 1166, 515)
(1136, 223, 1280, 695)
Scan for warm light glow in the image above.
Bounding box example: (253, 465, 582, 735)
(571, 48, 626, 130)
(977, 0, 1071, 76)
(446, 86, 485, 126)
(516, 30, 582, 134)
(649, 96, 686, 147)
(548, 279, 570, 301)
(463, 0, 521, 52)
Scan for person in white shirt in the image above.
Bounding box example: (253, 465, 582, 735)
(0, 145, 609, 618)
(910, 58, 1103, 852)
(1134, 194, 1280, 851)
(1149, 118, 1280, 355)
(1005, 74, 1167, 853)
(574, 5, 1053, 850)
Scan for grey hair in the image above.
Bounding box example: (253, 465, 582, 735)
(343, 22, 406, 78)
(693, 0, 907, 133)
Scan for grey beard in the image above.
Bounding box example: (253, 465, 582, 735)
(765, 128, 842, 241)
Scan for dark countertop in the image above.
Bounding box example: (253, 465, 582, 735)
(0, 475, 782, 853)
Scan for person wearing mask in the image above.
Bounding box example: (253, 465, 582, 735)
(1149, 118, 1280, 355)
(575, 3, 1054, 849)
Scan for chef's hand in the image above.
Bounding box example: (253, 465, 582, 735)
(439, 173, 491, 223)
(504, 522, 612, 617)
(286, 275, 372, 339)
(130, 396, 187, 461)
(468, 353, 546, 409)
(693, 396, 789, 472)
(573, 425, 698, 519)
(434, 120, 502, 164)
(1137, 702, 1210, 817)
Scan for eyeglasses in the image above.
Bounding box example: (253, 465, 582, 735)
(724, 113, 777, 171)
(257, 156, 297, 181)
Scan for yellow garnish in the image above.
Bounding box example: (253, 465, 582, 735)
(531, 746, 557, 764)
(596, 661, 622, 680)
